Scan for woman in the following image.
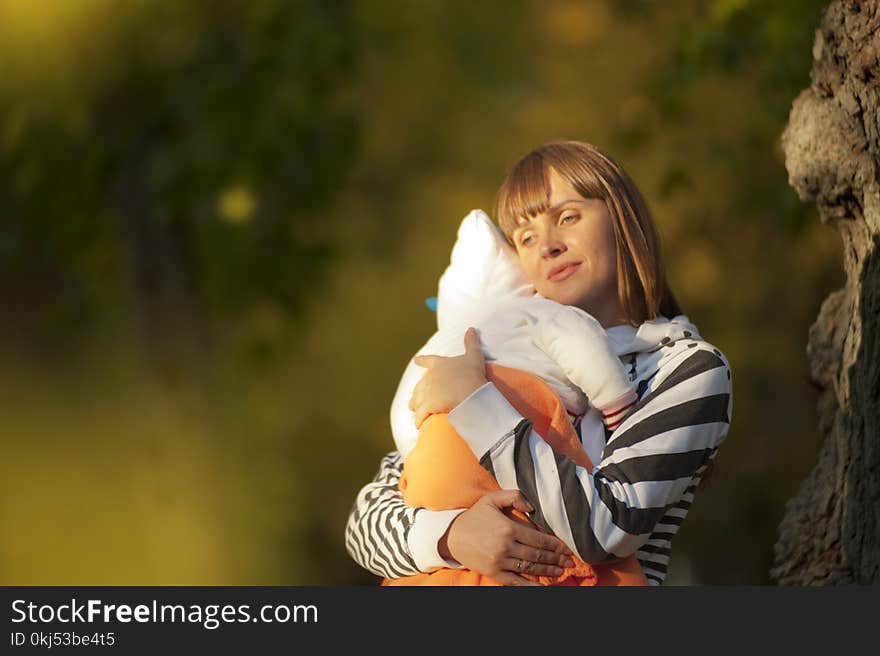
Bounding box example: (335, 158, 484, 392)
(345, 141, 733, 585)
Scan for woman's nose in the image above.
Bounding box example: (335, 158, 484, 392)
(540, 233, 566, 258)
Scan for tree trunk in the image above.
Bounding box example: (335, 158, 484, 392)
(771, 0, 880, 585)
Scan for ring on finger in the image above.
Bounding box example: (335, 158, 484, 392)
(516, 559, 525, 572)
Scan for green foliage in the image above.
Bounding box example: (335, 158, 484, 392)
(0, 0, 358, 346)
(619, 0, 828, 232)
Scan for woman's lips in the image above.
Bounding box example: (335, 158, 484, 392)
(547, 262, 581, 282)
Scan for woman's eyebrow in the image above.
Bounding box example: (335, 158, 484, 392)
(545, 199, 583, 216)
(516, 199, 582, 228)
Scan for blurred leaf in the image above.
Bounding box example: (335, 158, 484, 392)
(0, 0, 360, 350)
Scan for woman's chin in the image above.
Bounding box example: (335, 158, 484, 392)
(538, 285, 588, 309)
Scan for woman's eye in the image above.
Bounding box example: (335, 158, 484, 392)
(520, 235, 535, 247)
(560, 214, 579, 224)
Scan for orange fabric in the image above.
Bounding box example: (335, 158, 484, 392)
(383, 364, 647, 587)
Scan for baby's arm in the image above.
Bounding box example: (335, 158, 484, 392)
(526, 300, 637, 428)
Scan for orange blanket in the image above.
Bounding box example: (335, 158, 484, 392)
(383, 364, 647, 586)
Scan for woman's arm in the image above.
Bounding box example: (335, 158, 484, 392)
(345, 450, 575, 582)
(344, 451, 466, 578)
(349, 329, 612, 582)
(446, 343, 733, 563)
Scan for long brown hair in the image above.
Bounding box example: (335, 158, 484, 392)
(495, 140, 681, 325)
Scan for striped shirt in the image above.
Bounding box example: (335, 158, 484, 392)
(345, 332, 732, 585)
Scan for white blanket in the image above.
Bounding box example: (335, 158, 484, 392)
(390, 210, 635, 459)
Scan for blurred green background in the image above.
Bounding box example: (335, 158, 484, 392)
(0, 0, 841, 585)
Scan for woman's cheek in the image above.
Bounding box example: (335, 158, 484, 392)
(520, 256, 542, 289)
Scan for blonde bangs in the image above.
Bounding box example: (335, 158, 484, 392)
(495, 153, 551, 243)
(496, 145, 608, 243)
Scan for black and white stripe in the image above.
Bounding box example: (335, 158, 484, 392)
(635, 471, 707, 584)
(344, 452, 422, 579)
(477, 344, 731, 583)
(345, 340, 732, 585)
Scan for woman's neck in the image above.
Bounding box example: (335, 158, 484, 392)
(591, 304, 630, 329)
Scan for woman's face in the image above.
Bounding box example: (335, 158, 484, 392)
(512, 167, 626, 327)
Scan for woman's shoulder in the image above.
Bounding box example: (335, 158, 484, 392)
(661, 333, 729, 364)
(652, 339, 732, 401)
(633, 318, 732, 393)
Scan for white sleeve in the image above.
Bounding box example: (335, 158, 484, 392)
(409, 509, 467, 572)
(344, 451, 466, 577)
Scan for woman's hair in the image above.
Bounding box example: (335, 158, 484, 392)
(495, 140, 682, 325)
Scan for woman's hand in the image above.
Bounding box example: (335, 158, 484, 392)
(439, 489, 576, 586)
(409, 327, 488, 428)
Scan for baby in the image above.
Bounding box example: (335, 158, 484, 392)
(390, 209, 637, 461)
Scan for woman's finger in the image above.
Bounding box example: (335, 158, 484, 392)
(510, 522, 574, 558)
(409, 376, 423, 412)
(463, 327, 484, 363)
(509, 544, 574, 569)
(410, 376, 432, 427)
(481, 489, 534, 514)
(413, 407, 429, 429)
(412, 354, 439, 368)
(504, 556, 565, 578)
(477, 490, 572, 563)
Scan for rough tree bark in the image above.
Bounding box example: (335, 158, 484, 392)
(771, 0, 880, 585)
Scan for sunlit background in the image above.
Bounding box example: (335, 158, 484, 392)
(1, 0, 840, 584)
